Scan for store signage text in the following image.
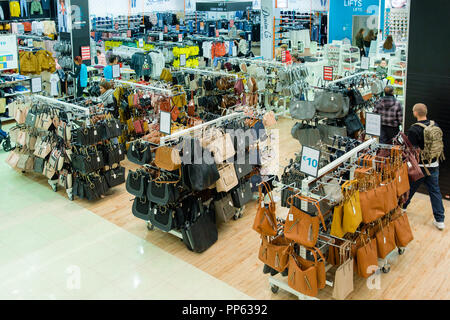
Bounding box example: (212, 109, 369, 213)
(261, 6, 272, 40)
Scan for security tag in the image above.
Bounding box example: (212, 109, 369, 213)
(97, 157, 100, 162)
(288, 214, 293, 221)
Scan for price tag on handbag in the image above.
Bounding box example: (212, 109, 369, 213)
(119, 149, 122, 155)
(300, 246, 306, 259)
(288, 213, 293, 221)
(113, 173, 117, 179)
(97, 157, 100, 162)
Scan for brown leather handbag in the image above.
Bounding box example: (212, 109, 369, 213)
(375, 220, 396, 259)
(287, 252, 319, 297)
(356, 236, 378, 278)
(154, 146, 181, 171)
(252, 182, 278, 236)
(296, 247, 326, 289)
(284, 195, 327, 247)
(358, 166, 386, 223)
(393, 211, 414, 247)
(216, 163, 239, 192)
(258, 235, 292, 273)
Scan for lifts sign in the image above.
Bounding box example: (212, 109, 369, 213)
(344, 0, 364, 12)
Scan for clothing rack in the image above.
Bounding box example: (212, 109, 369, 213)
(326, 71, 375, 87)
(179, 67, 239, 79)
(113, 79, 174, 95)
(32, 95, 90, 117)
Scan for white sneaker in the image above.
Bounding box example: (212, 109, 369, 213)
(433, 220, 445, 230)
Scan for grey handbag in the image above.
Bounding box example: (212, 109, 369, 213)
(214, 193, 236, 223)
(370, 79, 384, 95)
(314, 91, 350, 119)
(291, 122, 321, 147)
(289, 91, 316, 120)
(317, 123, 347, 145)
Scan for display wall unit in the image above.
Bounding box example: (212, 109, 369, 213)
(339, 45, 360, 75)
(388, 59, 406, 104)
(384, 8, 409, 44)
(0, 75, 32, 123)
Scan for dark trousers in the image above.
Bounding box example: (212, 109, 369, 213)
(403, 167, 445, 223)
(380, 125, 399, 144)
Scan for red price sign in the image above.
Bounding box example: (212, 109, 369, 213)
(230, 20, 234, 27)
(178, 34, 183, 42)
(81, 46, 90, 61)
(215, 30, 219, 37)
(164, 26, 168, 33)
(281, 50, 286, 63)
(323, 66, 334, 81)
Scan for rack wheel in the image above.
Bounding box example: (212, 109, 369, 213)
(68, 195, 74, 201)
(398, 248, 406, 255)
(382, 265, 391, 273)
(271, 285, 279, 294)
(147, 222, 154, 231)
(51, 184, 57, 192)
(2, 139, 13, 152)
(233, 215, 239, 221)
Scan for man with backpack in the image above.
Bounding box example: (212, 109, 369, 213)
(403, 103, 445, 230)
(373, 86, 403, 144)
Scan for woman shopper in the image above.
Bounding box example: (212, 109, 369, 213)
(382, 35, 397, 53)
(74, 56, 87, 97)
(355, 28, 365, 57)
(363, 29, 375, 56)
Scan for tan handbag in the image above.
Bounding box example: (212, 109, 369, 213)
(6, 149, 21, 168)
(295, 247, 326, 289)
(332, 241, 354, 300)
(252, 181, 278, 236)
(211, 133, 236, 164)
(393, 210, 414, 247)
(356, 236, 378, 278)
(284, 195, 327, 247)
(43, 161, 56, 179)
(375, 220, 396, 259)
(262, 111, 277, 127)
(330, 204, 346, 238)
(154, 146, 181, 171)
(287, 251, 320, 297)
(215, 163, 238, 192)
(258, 235, 292, 273)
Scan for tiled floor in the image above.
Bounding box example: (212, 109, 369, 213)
(0, 148, 251, 300)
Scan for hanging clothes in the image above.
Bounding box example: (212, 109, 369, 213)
(30, 0, 43, 15)
(20, 0, 28, 17)
(10, 1, 21, 17)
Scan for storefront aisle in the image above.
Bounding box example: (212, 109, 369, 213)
(0, 149, 250, 300)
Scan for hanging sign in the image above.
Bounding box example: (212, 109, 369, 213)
(112, 64, 120, 78)
(180, 54, 186, 67)
(138, 38, 144, 48)
(81, 46, 90, 61)
(300, 146, 321, 178)
(0, 35, 18, 71)
(365, 112, 381, 137)
(160, 111, 172, 135)
(323, 66, 334, 81)
(178, 34, 183, 42)
(31, 77, 42, 93)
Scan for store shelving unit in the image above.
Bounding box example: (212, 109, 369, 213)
(384, 8, 409, 44)
(324, 43, 340, 79)
(339, 46, 360, 75)
(388, 61, 407, 104)
(0, 75, 32, 123)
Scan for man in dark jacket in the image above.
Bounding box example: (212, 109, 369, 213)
(373, 85, 403, 143)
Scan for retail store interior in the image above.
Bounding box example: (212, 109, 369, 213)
(0, 0, 449, 301)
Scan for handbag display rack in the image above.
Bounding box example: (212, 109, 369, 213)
(252, 138, 414, 300)
(6, 94, 126, 201)
(126, 111, 276, 253)
(289, 71, 382, 149)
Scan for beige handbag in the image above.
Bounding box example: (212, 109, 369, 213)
(17, 129, 27, 146)
(43, 161, 56, 179)
(332, 241, 354, 300)
(210, 133, 236, 164)
(6, 149, 21, 168)
(216, 163, 239, 193)
(33, 136, 53, 159)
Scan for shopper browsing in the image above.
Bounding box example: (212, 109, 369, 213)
(74, 56, 87, 97)
(355, 28, 365, 57)
(98, 80, 115, 108)
(403, 103, 446, 230)
(95, 50, 107, 66)
(235, 33, 249, 57)
(103, 55, 118, 81)
(363, 29, 375, 56)
(373, 85, 403, 144)
(382, 35, 397, 54)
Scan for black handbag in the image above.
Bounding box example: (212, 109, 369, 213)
(234, 151, 253, 179)
(127, 141, 152, 165)
(126, 169, 149, 197)
(185, 163, 220, 191)
(181, 199, 218, 253)
(104, 166, 125, 188)
(132, 196, 151, 221)
(148, 204, 174, 232)
(103, 143, 125, 166)
(73, 176, 85, 199)
(34, 157, 45, 173)
(146, 179, 179, 205)
(344, 112, 364, 135)
(231, 180, 253, 208)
